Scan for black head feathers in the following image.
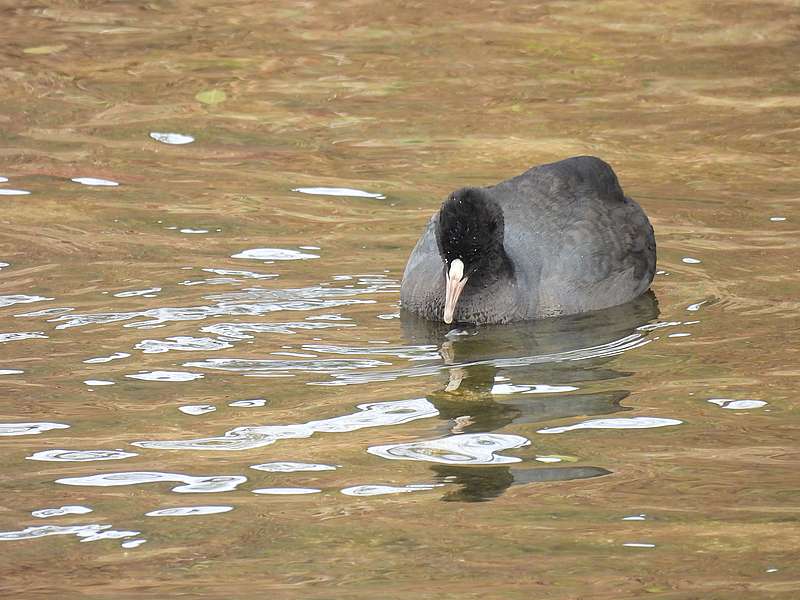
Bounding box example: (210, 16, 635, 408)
(435, 187, 506, 275)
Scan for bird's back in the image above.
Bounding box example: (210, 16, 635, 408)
(486, 156, 656, 318)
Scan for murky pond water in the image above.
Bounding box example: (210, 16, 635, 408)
(1, 1, 799, 597)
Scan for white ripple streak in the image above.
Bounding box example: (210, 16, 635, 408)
(27, 449, 137, 462)
(0, 332, 48, 343)
(55, 472, 247, 493)
(150, 132, 194, 145)
(341, 484, 443, 496)
(0, 524, 139, 543)
(708, 398, 767, 410)
(126, 371, 204, 382)
(0, 422, 69, 436)
(133, 398, 437, 451)
(537, 417, 683, 434)
(367, 433, 530, 465)
(145, 506, 233, 517)
(136, 336, 232, 354)
(232, 248, 319, 261)
(71, 177, 119, 186)
(0, 295, 53, 308)
(32, 506, 93, 518)
(250, 462, 336, 472)
(292, 187, 385, 199)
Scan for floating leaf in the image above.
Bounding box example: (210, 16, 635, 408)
(195, 89, 227, 105)
(23, 45, 67, 55)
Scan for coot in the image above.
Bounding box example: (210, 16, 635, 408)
(400, 156, 656, 324)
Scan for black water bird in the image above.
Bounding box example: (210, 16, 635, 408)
(400, 156, 656, 324)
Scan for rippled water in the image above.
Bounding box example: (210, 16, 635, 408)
(1, 1, 798, 598)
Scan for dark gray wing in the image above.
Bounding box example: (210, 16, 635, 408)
(400, 215, 445, 320)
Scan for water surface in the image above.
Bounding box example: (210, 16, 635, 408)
(1, 1, 799, 598)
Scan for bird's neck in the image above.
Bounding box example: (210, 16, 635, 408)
(468, 247, 514, 290)
(455, 257, 521, 324)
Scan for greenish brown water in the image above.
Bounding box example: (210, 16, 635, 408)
(1, 1, 799, 598)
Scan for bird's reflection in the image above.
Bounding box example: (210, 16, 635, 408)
(400, 291, 659, 501)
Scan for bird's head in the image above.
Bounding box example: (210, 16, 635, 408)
(435, 187, 507, 324)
